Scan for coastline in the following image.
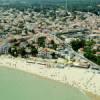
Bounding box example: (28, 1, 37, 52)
(0, 55, 100, 98)
(86, 91, 100, 100)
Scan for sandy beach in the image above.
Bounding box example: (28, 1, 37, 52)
(0, 55, 100, 97)
(86, 91, 100, 100)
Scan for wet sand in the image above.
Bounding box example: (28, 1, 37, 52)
(86, 92, 100, 100)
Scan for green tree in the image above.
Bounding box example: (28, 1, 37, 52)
(50, 40, 57, 50)
(19, 47, 27, 58)
(85, 39, 95, 47)
(31, 46, 38, 57)
(84, 52, 97, 62)
(84, 46, 92, 53)
(51, 52, 56, 59)
(96, 56, 100, 65)
(71, 39, 85, 51)
(38, 36, 46, 48)
(8, 46, 18, 57)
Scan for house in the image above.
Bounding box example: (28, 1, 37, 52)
(73, 60, 90, 69)
(78, 48, 84, 55)
(88, 34, 100, 48)
(96, 52, 100, 56)
(89, 34, 100, 40)
(0, 43, 11, 54)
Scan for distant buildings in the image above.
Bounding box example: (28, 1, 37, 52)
(0, 43, 11, 54)
(0, 7, 99, 67)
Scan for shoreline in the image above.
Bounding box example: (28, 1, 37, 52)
(86, 91, 100, 100)
(0, 55, 100, 98)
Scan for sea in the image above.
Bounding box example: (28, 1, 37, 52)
(0, 67, 91, 100)
(1, 0, 100, 10)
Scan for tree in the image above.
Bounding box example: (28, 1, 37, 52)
(84, 52, 96, 62)
(38, 36, 46, 48)
(84, 46, 92, 53)
(84, 46, 100, 65)
(97, 56, 100, 65)
(51, 52, 57, 59)
(8, 46, 18, 57)
(85, 39, 95, 47)
(19, 47, 27, 58)
(50, 40, 57, 50)
(53, 44, 57, 50)
(51, 40, 55, 44)
(71, 39, 85, 51)
(31, 46, 38, 57)
(84, 46, 95, 61)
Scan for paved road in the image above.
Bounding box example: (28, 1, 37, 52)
(66, 44, 100, 69)
(54, 32, 100, 70)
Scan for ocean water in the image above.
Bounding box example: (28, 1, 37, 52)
(1, 0, 100, 7)
(0, 67, 91, 100)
